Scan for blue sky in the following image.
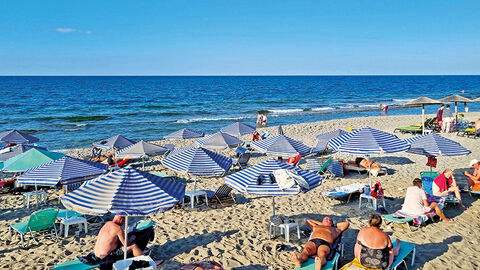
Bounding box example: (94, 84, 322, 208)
(1, 1, 479, 75)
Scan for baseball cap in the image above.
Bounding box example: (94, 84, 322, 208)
(470, 159, 479, 167)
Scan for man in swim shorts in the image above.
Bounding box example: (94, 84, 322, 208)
(291, 217, 349, 269)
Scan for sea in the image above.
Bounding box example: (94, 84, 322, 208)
(1, 76, 479, 150)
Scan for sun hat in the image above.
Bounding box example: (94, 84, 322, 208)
(469, 159, 479, 167)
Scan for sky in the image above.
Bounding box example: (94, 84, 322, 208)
(1, 1, 480, 75)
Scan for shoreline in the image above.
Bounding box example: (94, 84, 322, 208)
(1, 112, 480, 269)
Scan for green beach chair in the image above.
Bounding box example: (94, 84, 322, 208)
(9, 208, 59, 247)
(317, 157, 334, 178)
(382, 214, 415, 231)
(390, 238, 416, 270)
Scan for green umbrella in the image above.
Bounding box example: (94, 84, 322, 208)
(1, 148, 66, 172)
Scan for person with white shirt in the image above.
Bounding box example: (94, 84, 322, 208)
(442, 104, 454, 132)
(401, 178, 453, 222)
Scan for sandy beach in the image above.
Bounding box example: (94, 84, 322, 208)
(1, 112, 480, 270)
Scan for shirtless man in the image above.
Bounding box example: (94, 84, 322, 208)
(291, 217, 349, 269)
(464, 159, 480, 190)
(93, 215, 143, 261)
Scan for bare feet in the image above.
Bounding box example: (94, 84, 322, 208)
(291, 252, 302, 268)
(460, 204, 468, 209)
(442, 218, 455, 222)
(315, 257, 322, 270)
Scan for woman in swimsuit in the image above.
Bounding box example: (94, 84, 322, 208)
(354, 214, 400, 269)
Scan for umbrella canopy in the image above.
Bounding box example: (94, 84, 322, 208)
(250, 135, 312, 158)
(61, 166, 185, 215)
(404, 133, 470, 157)
(404, 97, 443, 134)
(1, 148, 66, 172)
(0, 129, 40, 144)
(196, 132, 243, 149)
(17, 156, 108, 186)
(225, 159, 321, 196)
(328, 126, 409, 154)
(313, 129, 348, 153)
(0, 144, 47, 162)
(220, 122, 256, 137)
(161, 146, 232, 177)
(163, 128, 205, 139)
(92, 135, 136, 150)
(440, 94, 475, 115)
(115, 140, 168, 158)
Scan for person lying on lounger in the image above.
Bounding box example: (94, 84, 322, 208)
(79, 215, 144, 267)
(433, 169, 466, 208)
(353, 214, 401, 269)
(401, 178, 453, 222)
(347, 157, 383, 176)
(464, 159, 480, 191)
(291, 217, 349, 269)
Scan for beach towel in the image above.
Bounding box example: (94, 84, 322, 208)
(433, 173, 453, 193)
(393, 209, 438, 225)
(273, 169, 309, 190)
(322, 183, 365, 199)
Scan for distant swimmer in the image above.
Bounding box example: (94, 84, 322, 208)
(380, 104, 388, 113)
(461, 89, 466, 93)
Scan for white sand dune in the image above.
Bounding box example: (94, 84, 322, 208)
(1, 112, 479, 269)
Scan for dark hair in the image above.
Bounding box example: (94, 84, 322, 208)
(413, 178, 422, 187)
(369, 214, 382, 227)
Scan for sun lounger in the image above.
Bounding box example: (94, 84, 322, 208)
(9, 208, 59, 247)
(322, 183, 365, 202)
(383, 206, 441, 231)
(344, 163, 386, 176)
(205, 184, 236, 208)
(232, 152, 251, 170)
(394, 118, 436, 134)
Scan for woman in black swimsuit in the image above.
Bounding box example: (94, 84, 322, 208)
(354, 214, 401, 269)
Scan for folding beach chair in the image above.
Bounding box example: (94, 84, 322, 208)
(293, 232, 344, 270)
(205, 184, 237, 208)
(9, 208, 59, 247)
(390, 238, 416, 270)
(232, 152, 251, 170)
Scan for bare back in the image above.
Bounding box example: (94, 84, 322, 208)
(94, 221, 124, 258)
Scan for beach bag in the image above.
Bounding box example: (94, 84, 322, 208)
(426, 156, 437, 168)
(370, 182, 384, 199)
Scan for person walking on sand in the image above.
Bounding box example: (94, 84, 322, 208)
(442, 104, 454, 132)
(291, 217, 349, 269)
(436, 104, 444, 129)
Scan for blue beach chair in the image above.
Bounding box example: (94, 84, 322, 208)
(420, 171, 460, 205)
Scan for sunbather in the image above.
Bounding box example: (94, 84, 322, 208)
(354, 214, 401, 269)
(291, 217, 349, 269)
(475, 118, 480, 131)
(433, 169, 466, 208)
(80, 215, 143, 266)
(348, 157, 382, 176)
(465, 159, 480, 191)
(401, 178, 453, 222)
(252, 131, 260, 142)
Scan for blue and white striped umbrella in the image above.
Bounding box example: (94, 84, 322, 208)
(225, 159, 321, 196)
(220, 122, 256, 137)
(164, 128, 205, 139)
(404, 133, 470, 157)
(161, 146, 232, 177)
(61, 166, 185, 216)
(313, 129, 348, 153)
(196, 132, 243, 149)
(328, 126, 409, 154)
(250, 135, 312, 157)
(17, 156, 108, 186)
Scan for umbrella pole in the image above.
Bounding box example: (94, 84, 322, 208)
(367, 155, 372, 187)
(272, 196, 276, 217)
(35, 184, 39, 207)
(124, 216, 128, 260)
(422, 105, 425, 135)
(142, 157, 145, 170)
(455, 102, 458, 118)
(65, 185, 68, 218)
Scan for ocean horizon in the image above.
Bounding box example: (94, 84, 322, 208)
(1, 75, 479, 150)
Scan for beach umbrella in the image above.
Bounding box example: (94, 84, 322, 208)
(115, 140, 169, 169)
(0, 144, 47, 162)
(328, 126, 409, 185)
(161, 146, 232, 177)
(250, 135, 312, 158)
(220, 122, 256, 137)
(404, 97, 443, 134)
(163, 128, 205, 139)
(0, 148, 66, 172)
(313, 129, 347, 153)
(196, 132, 243, 150)
(225, 159, 321, 216)
(92, 134, 136, 150)
(17, 156, 108, 187)
(0, 129, 40, 144)
(439, 95, 474, 115)
(61, 166, 185, 260)
(404, 133, 470, 171)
